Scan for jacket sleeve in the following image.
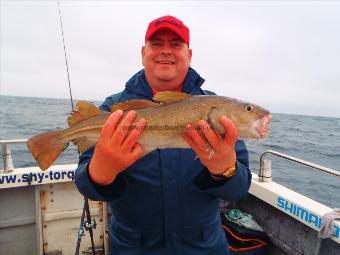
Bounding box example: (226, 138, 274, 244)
(75, 147, 129, 202)
(193, 140, 252, 201)
(75, 92, 129, 202)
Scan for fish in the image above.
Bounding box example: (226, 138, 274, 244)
(27, 91, 272, 170)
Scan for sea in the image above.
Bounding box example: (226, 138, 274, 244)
(1, 95, 339, 208)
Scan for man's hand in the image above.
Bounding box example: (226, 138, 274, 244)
(89, 110, 147, 185)
(181, 116, 238, 175)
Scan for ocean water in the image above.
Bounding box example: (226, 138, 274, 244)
(1, 95, 339, 208)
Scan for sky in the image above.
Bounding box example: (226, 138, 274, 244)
(1, 1, 340, 117)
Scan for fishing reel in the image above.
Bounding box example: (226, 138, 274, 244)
(84, 218, 97, 231)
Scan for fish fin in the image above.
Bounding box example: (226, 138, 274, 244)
(73, 137, 97, 153)
(67, 101, 103, 127)
(152, 91, 192, 104)
(207, 107, 225, 136)
(110, 99, 159, 112)
(27, 130, 66, 170)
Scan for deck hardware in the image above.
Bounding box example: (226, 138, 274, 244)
(0, 139, 27, 172)
(0, 139, 27, 173)
(1, 144, 13, 172)
(258, 150, 340, 182)
(259, 159, 272, 182)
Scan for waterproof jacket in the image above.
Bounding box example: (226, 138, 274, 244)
(75, 68, 252, 255)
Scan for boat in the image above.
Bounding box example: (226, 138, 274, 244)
(0, 139, 339, 255)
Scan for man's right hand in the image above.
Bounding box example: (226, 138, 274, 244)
(89, 110, 147, 185)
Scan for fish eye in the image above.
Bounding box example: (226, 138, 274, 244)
(245, 104, 254, 112)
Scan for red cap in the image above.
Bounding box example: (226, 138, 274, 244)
(145, 15, 190, 46)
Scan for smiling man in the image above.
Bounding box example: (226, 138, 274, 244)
(75, 15, 252, 255)
(142, 26, 192, 93)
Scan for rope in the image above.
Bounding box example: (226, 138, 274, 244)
(57, 0, 74, 109)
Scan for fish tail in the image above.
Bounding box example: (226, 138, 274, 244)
(27, 130, 66, 170)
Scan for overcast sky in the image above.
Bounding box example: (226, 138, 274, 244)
(1, 1, 340, 117)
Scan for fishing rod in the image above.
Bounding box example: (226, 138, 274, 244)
(57, 1, 97, 255)
(57, 0, 73, 109)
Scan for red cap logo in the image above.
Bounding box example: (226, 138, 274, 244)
(145, 15, 190, 46)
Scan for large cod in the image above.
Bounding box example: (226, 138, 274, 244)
(27, 91, 272, 170)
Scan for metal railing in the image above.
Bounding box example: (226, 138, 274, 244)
(258, 150, 340, 182)
(0, 139, 28, 173)
(2, 140, 339, 181)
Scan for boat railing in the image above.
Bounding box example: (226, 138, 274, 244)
(2, 140, 339, 179)
(0, 139, 28, 173)
(258, 149, 340, 182)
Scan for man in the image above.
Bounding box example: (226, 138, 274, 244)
(75, 15, 251, 255)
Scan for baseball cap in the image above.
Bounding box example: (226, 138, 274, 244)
(145, 15, 190, 46)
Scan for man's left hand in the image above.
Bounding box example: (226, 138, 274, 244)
(181, 116, 238, 175)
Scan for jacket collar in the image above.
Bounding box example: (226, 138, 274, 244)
(125, 68, 205, 99)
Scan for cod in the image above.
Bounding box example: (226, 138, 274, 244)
(27, 91, 272, 170)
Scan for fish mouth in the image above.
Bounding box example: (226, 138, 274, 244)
(254, 114, 272, 139)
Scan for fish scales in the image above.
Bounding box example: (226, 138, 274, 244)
(27, 91, 272, 170)
(135, 96, 214, 143)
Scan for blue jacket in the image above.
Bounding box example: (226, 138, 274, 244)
(75, 68, 252, 255)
